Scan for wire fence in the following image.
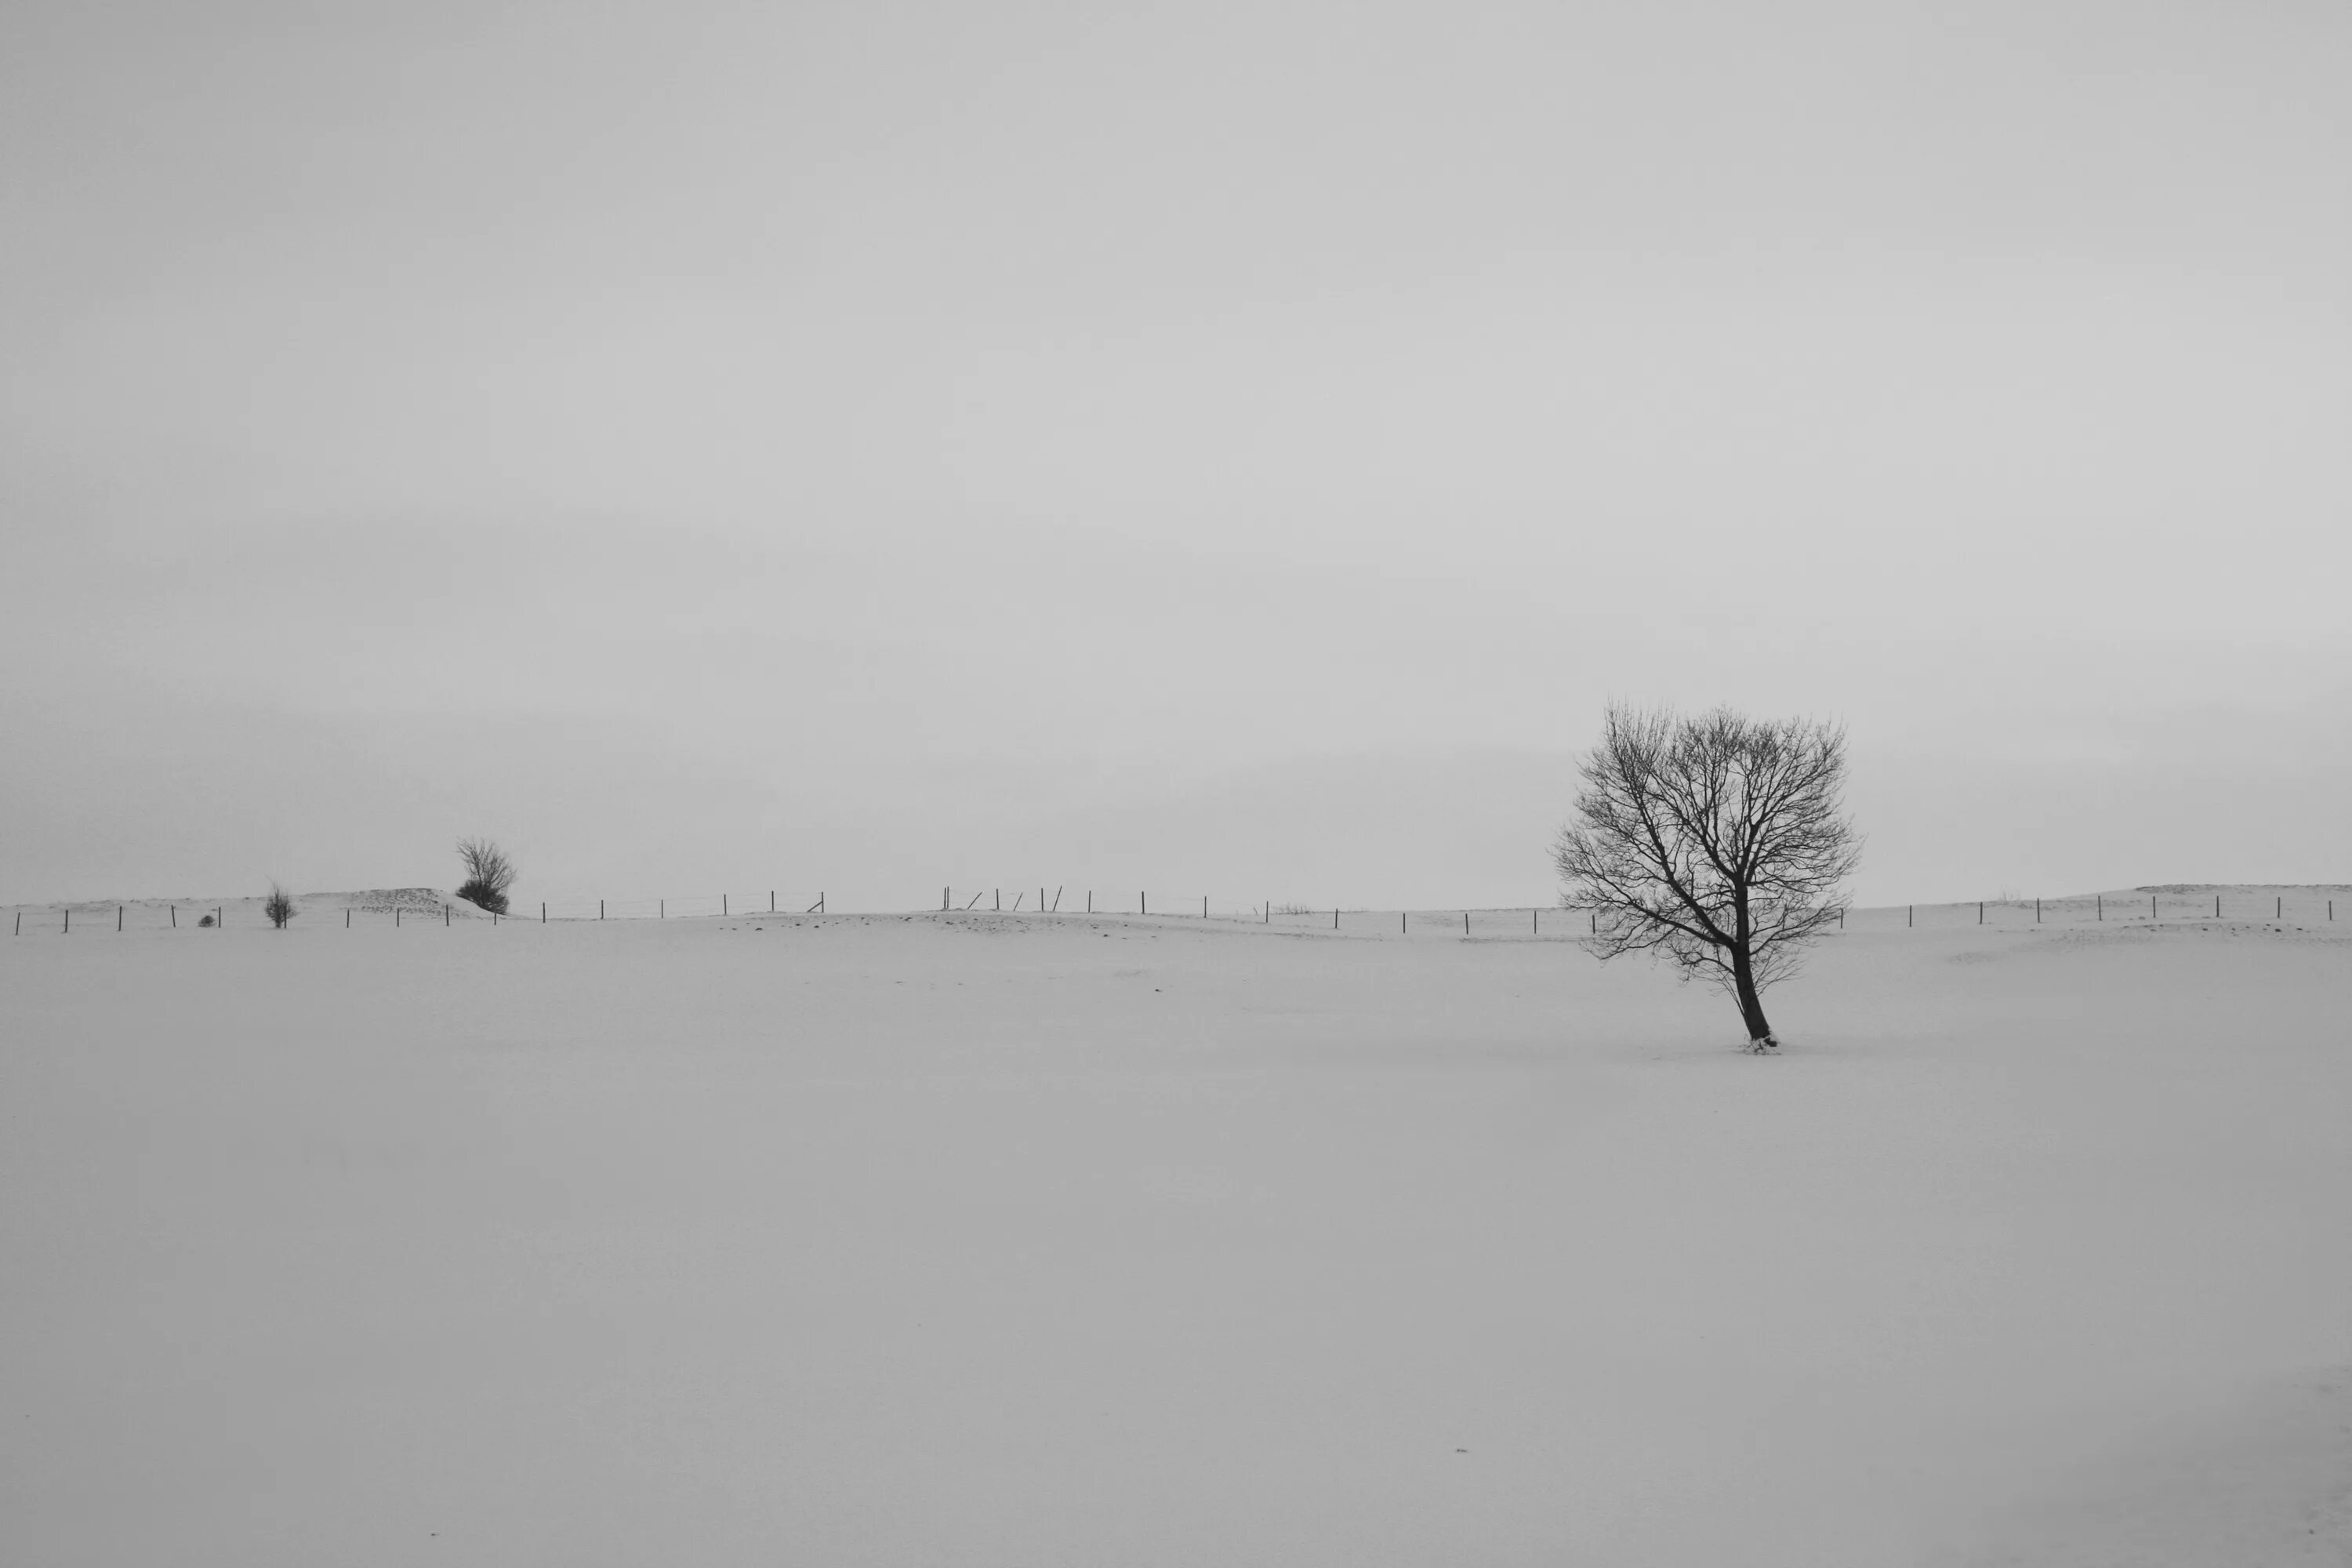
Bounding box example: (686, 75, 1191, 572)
(5, 887, 2342, 938)
(0, 888, 833, 935)
(942, 887, 2346, 935)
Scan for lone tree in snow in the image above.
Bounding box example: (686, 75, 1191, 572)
(455, 838, 518, 915)
(1553, 704, 1861, 1052)
(264, 883, 296, 929)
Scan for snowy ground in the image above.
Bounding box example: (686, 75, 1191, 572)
(4, 891, 2348, 1566)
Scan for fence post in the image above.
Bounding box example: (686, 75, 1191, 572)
(1333, 908, 1338, 929)
(2036, 897, 2042, 923)
(660, 900, 665, 919)
(1907, 905, 1913, 927)
(1464, 911, 1470, 935)
(724, 895, 729, 916)
(600, 899, 604, 920)
(1141, 892, 1146, 916)
(445, 905, 451, 927)
(943, 887, 949, 912)
(396, 909, 401, 928)
(1401, 910, 1406, 934)
(171, 906, 176, 928)
(1087, 891, 1093, 913)
(1202, 895, 1207, 919)
(118, 906, 123, 931)
(1533, 908, 1538, 934)
(64, 909, 69, 933)
(346, 908, 350, 928)
(1978, 901, 1983, 924)
(994, 889, 1000, 912)
(2277, 896, 2281, 920)
(542, 902, 546, 923)
(2216, 895, 2221, 919)
(2151, 895, 2156, 920)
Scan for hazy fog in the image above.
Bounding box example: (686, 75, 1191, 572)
(5, 0, 2347, 908)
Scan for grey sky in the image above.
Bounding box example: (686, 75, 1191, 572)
(5, 0, 2347, 908)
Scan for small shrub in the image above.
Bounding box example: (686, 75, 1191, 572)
(264, 884, 296, 928)
(198, 913, 215, 927)
(455, 837, 517, 916)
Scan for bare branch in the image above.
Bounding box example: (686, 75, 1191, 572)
(1552, 702, 1860, 1047)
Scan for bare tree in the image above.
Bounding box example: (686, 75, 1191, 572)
(1553, 704, 1861, 1051)
(455, 838, 518, 915)
(264, 882, 296, 929)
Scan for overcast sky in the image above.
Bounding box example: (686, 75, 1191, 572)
(4, 0, 2347, 910)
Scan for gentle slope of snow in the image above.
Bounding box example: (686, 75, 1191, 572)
(3, 906, 2347, 1566)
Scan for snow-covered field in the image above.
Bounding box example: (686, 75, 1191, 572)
(4, 891, 2348, 1566)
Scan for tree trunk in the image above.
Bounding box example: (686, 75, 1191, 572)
(1730, 943, 1776, 1047)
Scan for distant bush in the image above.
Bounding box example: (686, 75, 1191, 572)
(264, 884, 296, 929)
(456, 837, 517, 915)
(197, 913, 215, 927)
